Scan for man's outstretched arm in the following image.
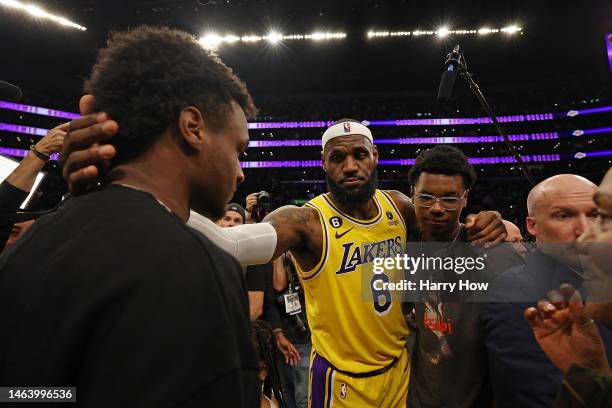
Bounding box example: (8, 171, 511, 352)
(186, 206, 314, 266)
(263, 205, 318, 259)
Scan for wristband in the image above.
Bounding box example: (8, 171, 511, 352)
(30, 145, 50, 162)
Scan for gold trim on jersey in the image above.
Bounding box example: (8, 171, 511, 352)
(320, 193, 383, 226)
(379, 190, 407, 233)
(298, 202, 329, 281)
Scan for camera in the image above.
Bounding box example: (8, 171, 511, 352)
(256, 191, 271, 208)
(252, 191, 271, 222)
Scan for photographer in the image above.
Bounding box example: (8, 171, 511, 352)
(245, 191, 272, 223)
(267, 252, 311, 408)
(244, 191, 275, 321)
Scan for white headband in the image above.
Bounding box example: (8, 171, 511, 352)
(321, 121, 373, 149)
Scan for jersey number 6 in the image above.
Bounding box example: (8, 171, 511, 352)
(370, 271, 392, 315)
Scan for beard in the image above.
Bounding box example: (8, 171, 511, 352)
(326, 169, 378, 208)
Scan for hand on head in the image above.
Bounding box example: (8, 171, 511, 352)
(60, 95, 118, 194)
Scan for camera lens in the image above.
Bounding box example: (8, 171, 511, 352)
(257, 191, 270, 206)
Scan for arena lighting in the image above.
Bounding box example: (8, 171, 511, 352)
(240, 35, 263, 43)
(478, 28, 497, 35)
(243, 127, 606, 147)
(8, 122, 602, 144)
(368, 26, 522, 38)
(0, 0, 86, 31)
(308, 32, 347, 41)
(8, 123, 611, 145)
(1, 100, 611, 126)
(266, 31, 283, 44)
(248, 132, 565, 147)
(501, 25, 521, 34)
(437, 27, 450, 38)
(567, 105, 612, 116)
(200, 31, 346, 47)
(2, 147, 612, 167)
(200, 33, 223, 49)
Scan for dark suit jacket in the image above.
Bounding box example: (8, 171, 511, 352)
(482, 249, 612, 408)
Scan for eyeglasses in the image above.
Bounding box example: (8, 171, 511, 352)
(414, 190, 468, 211)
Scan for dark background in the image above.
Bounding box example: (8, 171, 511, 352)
(1, 0, 611, 232)
(1, 0, 611, 100)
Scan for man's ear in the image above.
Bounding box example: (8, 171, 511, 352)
(321, 150, 326, 172)
(526, 216, 537, 237)
(462, 190, 469, 210)
(177, 106, 206, 151)
(373, 144, 379, 166)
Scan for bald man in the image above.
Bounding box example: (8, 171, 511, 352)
(482, 174, 612, 408)
(503, 220, 528, 258)
(526, 174, 598, 243)
(523, 170, 612, 406)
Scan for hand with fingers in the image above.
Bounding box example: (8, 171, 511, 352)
(275, 331, 301, 367)
(60, 95, 119, 194)
(245, 192, 258, 214)
(465, 210, 507, 247)
(524, 284, 611, 375)
(36, 122, 70, 156)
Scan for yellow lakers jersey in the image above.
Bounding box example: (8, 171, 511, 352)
(296, 189, 410, 373)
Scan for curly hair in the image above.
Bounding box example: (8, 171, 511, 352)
(408, 145, 477, 190)
(251, 320, 287, 408)
(84, 25, 257, 166)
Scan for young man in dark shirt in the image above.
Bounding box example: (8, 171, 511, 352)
(0, 26, 259, 407)
(406, 146, 524, 408)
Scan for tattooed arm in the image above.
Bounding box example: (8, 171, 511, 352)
(263, 205, 321, 261)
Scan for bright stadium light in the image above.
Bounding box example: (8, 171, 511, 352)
(200, 33, 249, 49)
(478, 27, 496, 35)
(501, 25, 521, 34)
(308, 32, 346, 40)
(368, 25, 524, 39)
(200, 33, 223, 49)
(437, 27, 450, 37)
(224, 35, 240, 43)
(241, 35, 263, 43)
(266, 31, 283, 44)
(0, 0, 86, 30)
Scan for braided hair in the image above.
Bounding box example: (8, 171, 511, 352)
(251, 320, 287, 408)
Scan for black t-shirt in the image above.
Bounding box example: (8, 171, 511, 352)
(246, 263, 269, 292)
(0, 184, 259, 407)
(408, 229, 525, 408)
